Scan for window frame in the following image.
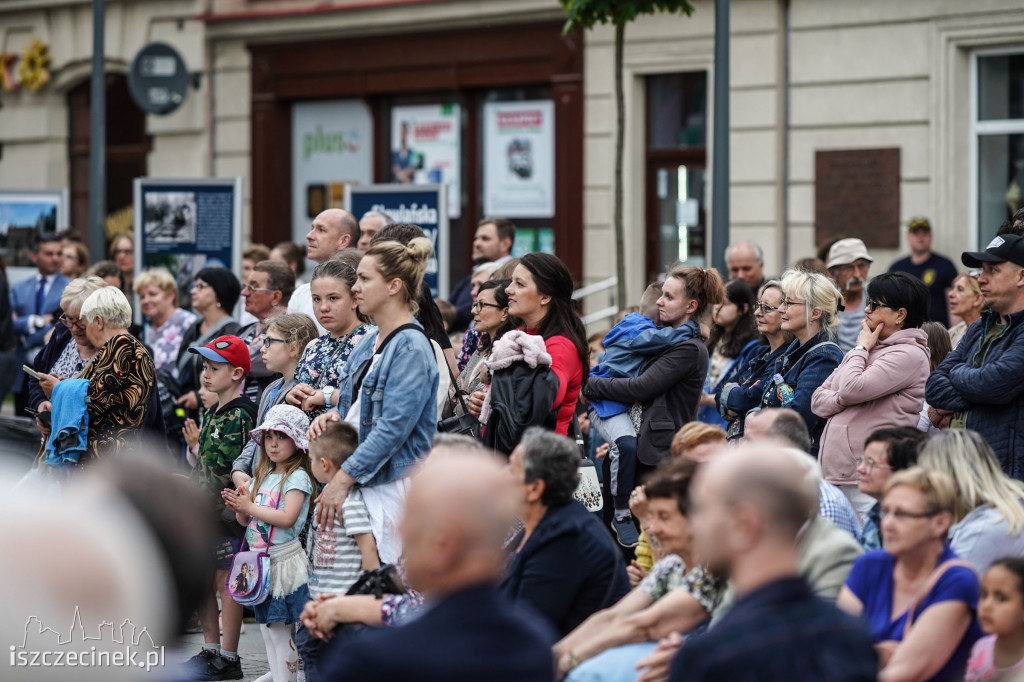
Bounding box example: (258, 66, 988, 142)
(970, 46, 1024, 248)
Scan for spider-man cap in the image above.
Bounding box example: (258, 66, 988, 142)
(188, 335, 251, 375)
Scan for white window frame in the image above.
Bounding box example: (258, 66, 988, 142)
(970, 46, 1024, 249)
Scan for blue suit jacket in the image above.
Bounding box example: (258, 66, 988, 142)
(10, 272, 70, 386)
(320, 584, 556, 681)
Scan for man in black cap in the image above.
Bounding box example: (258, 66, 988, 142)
(926, 233, 1024, 479)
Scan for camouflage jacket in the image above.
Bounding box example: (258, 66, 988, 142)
(191, 395, 257, 512)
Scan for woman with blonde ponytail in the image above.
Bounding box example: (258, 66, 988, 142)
(308, 236, 440, 564)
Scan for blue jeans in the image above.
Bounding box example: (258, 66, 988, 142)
(566, 642, 659, 682)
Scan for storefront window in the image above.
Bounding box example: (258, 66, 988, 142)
(976, 51, 1024, 245)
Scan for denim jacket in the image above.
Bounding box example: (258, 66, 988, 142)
(760, 331, 843, 455)
(335, 323, 439, 486)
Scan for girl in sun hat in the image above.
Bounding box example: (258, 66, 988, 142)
(223, 403, 314, 682)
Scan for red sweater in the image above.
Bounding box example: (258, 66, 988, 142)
(527, 328, 583, 435)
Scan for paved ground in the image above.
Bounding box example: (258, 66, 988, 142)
(169, 616, 272, 680)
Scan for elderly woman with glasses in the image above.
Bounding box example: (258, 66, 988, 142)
(812, 272, 931, 523)
(838, 467, 983, 682)
(28, 276, 107, 434)
(716, 280, 793, 438)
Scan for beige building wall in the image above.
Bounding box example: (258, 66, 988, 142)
(581, 0, 1024, 311)
(0, 0, 210, 223)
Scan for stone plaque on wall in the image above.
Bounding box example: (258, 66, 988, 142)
(815, 148, 900, 249)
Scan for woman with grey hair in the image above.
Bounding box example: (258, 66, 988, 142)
(77, 286, 157, 462)
(500, 427, 629, 636)
(28, 276, 108, 434)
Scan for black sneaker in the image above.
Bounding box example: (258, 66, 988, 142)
(184, 648, 219, 679)
(186, 649, 243, 681)
(205, 654, 243, 681)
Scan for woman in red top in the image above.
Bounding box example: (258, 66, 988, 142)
(469, 253, 587, 436)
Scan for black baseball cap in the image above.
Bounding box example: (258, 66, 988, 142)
(962, 234, 1024, 268)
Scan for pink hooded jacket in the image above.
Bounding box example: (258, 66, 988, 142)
(811, 328, 929, 486)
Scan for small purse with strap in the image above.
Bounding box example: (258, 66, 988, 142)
(876, 558, 976, 669)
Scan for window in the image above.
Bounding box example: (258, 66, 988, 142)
(645, 72, 707, 281)
(973, 50, 1024, 246)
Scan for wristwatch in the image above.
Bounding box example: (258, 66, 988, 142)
(854, 345, 868, 352)
(323, 386, 335, 409)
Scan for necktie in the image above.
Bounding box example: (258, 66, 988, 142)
(36, 276, 46, 314)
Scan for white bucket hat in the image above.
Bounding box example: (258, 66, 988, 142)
(250, 404, 310, 451)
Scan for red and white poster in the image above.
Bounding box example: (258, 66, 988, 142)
(483, 100, 555, 218)
(390, 104, 461, 218)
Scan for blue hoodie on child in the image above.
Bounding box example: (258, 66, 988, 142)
(589, 313, 701, 418)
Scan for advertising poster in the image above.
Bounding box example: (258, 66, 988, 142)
(292, 100, 374, 245)
(483, 100, 555, 218)
(346, 184, 448, 297)
(134, 177, 243, 317)
(390, 104, 461, 218)
(0, 190, 68, 272)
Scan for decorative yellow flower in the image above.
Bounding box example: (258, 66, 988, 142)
(18, 39, 50, 92)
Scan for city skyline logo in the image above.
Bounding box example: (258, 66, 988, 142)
(10, 606, 165, 672)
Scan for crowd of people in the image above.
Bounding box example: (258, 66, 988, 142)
(3, 208, 1024, 682)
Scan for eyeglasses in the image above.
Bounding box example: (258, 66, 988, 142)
(779, 299, 807, 309)
(59, 313, 85, 330)
(472, 301, 505, 312)
(865, 299, 895, 312)
(858, 456, 892, 474)
(754, 300, 780, 314)
(192, 281, 210, 291)
(880, 506, 940, 521)
(262, 336, 288, 349)
(242, 283, 276, 294)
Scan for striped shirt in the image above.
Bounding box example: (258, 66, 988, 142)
(307, 487, 373, 598)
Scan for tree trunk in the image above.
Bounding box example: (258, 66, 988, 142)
(614, 21, 626, 311)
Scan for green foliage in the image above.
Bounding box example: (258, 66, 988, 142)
(560, 0, 695, 32)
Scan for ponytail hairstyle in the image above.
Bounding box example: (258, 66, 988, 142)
(779, 268, 841, 340)
(311, 258, 370, 323)
(364, 237, 433, 315)
(519, 252, 589, 388)
(665, 265, 726, 324)
(265, 312, 319, 358)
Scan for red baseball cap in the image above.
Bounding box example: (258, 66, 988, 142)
(188, 335, 251, 375)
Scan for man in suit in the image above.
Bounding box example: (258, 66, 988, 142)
(10, 233, 71, 415)
(320, 436, 557, 681)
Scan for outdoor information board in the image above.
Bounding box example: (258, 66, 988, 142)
(133, 177, 244, 319)
(346, 184, 448, 298)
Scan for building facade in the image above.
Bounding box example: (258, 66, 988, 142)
(2, 0, 1024, 312)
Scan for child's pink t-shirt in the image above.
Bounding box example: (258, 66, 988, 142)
(966, 634, 1024, 681)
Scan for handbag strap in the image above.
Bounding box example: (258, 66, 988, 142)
(902, 558, 976, 636)
(403, 323, 470, 416)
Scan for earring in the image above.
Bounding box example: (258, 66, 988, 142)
(216, 302, 221, 308)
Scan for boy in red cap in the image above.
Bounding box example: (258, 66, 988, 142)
(186, 335, 258, 680)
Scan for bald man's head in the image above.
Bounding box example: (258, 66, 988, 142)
(400, 449, 516, 596)
(744, 408, 812, 453)
(690, 443, 815, 577)
(306, 208, 358, 263)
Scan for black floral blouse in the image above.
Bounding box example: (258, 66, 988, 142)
(294, 324, 372, 417)
(81, 333, 156, 462)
